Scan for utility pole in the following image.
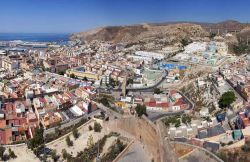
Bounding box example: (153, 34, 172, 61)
(247, 37, 249, 46)
(96, 139, 101, 162)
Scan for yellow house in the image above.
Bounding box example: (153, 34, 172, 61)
(115, 101, 127, 109)
(66, 69, 100, 80)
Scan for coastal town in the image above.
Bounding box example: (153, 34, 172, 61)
(2, 0, 250, 162)
(0, 24, 250, 162)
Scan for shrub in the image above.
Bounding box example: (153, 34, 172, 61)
(101, 139, 127, 161)
(51, 150, 59, 162)
(218, 91, 236, 108)
(72, 128, 80, 139)
(8, 148, 17, 159)
(0, 146, 5, 160)
(94, 122, 102, 132)
(135, 104, 147, 117)
(99, 97, 110, 107)
(27, 127, 44, 150)
(88, 125, 93, 131)
(66, 136, 73, 147)
(62, 149, 68, 159)
(154, 88, 162, 94)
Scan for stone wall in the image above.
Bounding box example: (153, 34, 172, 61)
(104, 116, 179, 162)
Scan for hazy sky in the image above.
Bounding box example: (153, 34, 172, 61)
(0, 0, 249, 33)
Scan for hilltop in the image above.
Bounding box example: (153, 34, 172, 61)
(71, 23, 208, 44)
(71, 20, 250, 44)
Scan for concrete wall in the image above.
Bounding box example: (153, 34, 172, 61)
(104, 116, 178, 162)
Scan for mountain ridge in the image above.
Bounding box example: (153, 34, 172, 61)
(71, 20, 250, 44)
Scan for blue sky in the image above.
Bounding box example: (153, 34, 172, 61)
(0, 0, 249, 33)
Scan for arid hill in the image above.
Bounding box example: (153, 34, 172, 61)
(72, 20, 250, 45)
(71, 23, 208, 44)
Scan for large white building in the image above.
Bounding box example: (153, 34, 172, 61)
(135, 51, 165, 60)
(127, 55, 152, 63)
(1, 59, 19, 71)
(184, 42, 207, 54)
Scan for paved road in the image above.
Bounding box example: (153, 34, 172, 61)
(98, 70, 168, 92)
(44, 109, 101, 135)
(95, 102, 122, 118)
(118, 141, 151, 162)
(172, 142, 223, 162)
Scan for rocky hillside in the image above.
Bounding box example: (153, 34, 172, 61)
(71, 23, 209, 44)
(72, 20, 250, 46)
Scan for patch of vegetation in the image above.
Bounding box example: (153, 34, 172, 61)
(181, 114, 192, 125)
(0, 147, 17, 161)
(109, 78, 119, 87)
(217, 149, 250, 162)
(82, 76, 88, 81)
(27, 127, 44, 150)
(154, 88, 162, 94)
(66, 136, 73, 147)
(58, 71, 65, 76)
(202, 116, 212, 122)
(45, 118, 88, 143)
(135, 104, 147, 117)
(218, 91, 236, 108)
(180, 38, 192, 47)
(0, 146, 5, 160)
(94, 122, 102, 132)
(73, 128, 80, 139)
(8, 148, 17, 159)
(233, 43, 250, 56)
(51, 150, 60, 162)
(68, 132, 120, 162)
(163, 115, 181, 127)
(99, 97, 110, 107)
(88, 125, 93, 131)
(209, 32, 216, 39)
(102, 139, 127, 162)
(127, 78, 133, 85)
(70, 73, 76, 79)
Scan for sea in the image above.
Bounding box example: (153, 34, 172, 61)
(0, 33, 70, 43)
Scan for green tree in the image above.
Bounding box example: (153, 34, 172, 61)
(27, 127, 44, 150)
(83, 77, 88, 81)
(135, 104, 147, 117)
(88, 125, 93, 131)
(51, 150, 59, 162)
(62, 149, 68, 159)
(180, 38, 191, 47)
(70, 73, 76, 79)
(127, 78, 133, 85)
(101, 139, 126, 161)
(0, 146, 5, 160)
(55, 127, 61, 137)
(65, 136, 73, 147)
(58, 71, 65, 76)
(154, 88, 162, 94)
(72, 128, 80, 139)
(8, 148, 17, 159)
(209, 33, 216, 39)
(218, 91, 236, 108)
(99, 97, 110, 107)
(94, 122, 102, 132)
